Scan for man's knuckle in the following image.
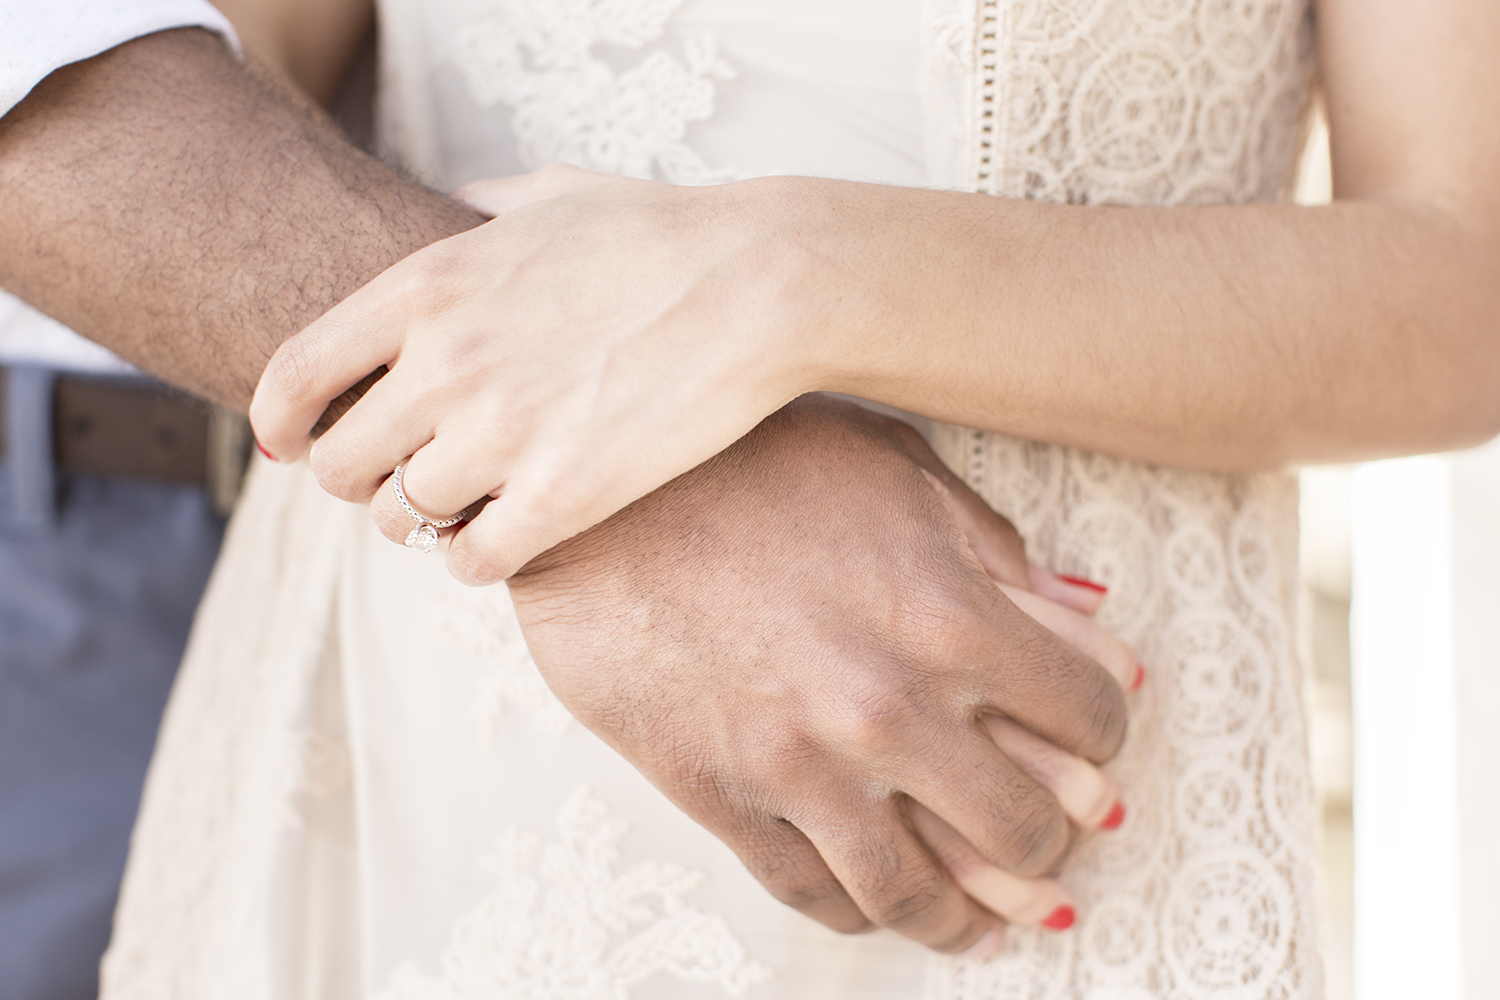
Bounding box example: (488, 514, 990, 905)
(746, 841, 870, 935)
(757, 862, 841, 912)
(835, 683, 925, 756)
(993, 795, 1070, 876)
(1085, 680, 1129, 761)
(904, 584, 979, 661)
(863, 872, 946, 931)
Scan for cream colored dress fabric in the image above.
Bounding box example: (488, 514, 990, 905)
(102, 1, 1322, 998)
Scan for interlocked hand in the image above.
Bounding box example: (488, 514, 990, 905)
(501, 395, 1142, 954)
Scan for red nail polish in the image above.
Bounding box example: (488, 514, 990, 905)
(1131, 664, 1146, 692)
(255, 440, 279, 462)
(1041, 905, 1076, 931)
(1101, 802, 1126, 830)
(1058, 574, 1108, 595)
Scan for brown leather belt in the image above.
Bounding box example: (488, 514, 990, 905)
(0, 369, 251, 513)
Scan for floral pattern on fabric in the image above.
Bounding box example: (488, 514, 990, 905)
(373, 787, 771, 1000)
(452, 0, 736, 183)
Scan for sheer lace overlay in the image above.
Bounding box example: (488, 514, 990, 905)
(103, 2, 1323, 999)
(373, 787, 771, 1000)
(102, 460, 352, 998)
(451, 0, 736, 184)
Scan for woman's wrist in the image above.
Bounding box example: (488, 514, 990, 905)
(729, 175, 887, 405)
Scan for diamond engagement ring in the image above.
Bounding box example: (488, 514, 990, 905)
(392, 464, 465, 553)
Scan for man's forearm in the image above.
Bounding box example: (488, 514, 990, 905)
(0, 27, 483, 409)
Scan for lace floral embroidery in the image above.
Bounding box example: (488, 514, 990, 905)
(452, 0, 736, 183)
(373, 787, 770, 1000)
(436, 583, 575, 739)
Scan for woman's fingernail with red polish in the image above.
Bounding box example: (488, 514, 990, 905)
(1041, 906, 1076, 931)
(1101, 802, 1126, 830)
(1058, 574, 1108, 595)
(255, 441, 278, 462)
(1131, 664, 1146, 692)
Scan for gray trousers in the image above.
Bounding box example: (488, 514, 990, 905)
(0, 367, 223, 1000)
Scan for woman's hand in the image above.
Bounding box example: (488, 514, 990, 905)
(250, 165, 820, 583)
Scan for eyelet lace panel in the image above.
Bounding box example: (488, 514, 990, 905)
(918, 449, 1320, 999)
(967, 0, 1316, 205)
(371, 787, 771, 1000)
(923, 3, 1321, 996)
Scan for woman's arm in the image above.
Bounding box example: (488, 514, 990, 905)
(210, 0, 373, 107)
(756, 0, 1500, 470)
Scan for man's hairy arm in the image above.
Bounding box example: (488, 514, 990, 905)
(0, 27, 483, 409)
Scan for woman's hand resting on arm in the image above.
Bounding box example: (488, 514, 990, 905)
(251, 165, 819, 584)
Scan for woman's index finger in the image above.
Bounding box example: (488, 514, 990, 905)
(248, 260, 414, 459)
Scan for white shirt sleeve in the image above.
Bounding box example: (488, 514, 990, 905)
(0, 1, 242, 119)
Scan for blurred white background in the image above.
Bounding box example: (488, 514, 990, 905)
(1296, 113, 1500, 1000)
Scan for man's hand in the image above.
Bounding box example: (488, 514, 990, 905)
(492, 395, 1136, 954)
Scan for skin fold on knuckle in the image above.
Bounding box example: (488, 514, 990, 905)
(861, 868, 954, 938)
(1006, 627, 1125, 760)
(745, 835, 862, 928)
(988, 791, 1072, 878)
(1078, 668, 1129, 763)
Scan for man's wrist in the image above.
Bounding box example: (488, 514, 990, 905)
(0, 28, 483, 411)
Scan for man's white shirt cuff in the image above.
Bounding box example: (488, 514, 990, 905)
(0, 1, 243, 119)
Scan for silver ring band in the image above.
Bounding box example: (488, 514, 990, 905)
(393, 463, 464, 552)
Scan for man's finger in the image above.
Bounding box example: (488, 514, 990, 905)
(903, 732, 1073, 878)
(800, 801, 1002, 954)
(967, 593, 1129, 765)
(998, 584, 1143, 692)
(982, 715, 1124, 831)
(724, 817, 873, 935)
(910, 804, 1077, 929)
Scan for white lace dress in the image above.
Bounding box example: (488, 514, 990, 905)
(102, 1, 1322, 998)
